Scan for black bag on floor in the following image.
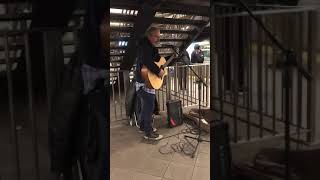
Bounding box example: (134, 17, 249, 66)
(125, 79, 136, 118)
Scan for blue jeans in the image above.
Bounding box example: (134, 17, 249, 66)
(137, 89, 155, 136)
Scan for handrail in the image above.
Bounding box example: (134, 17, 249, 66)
(216, 6, 317, 18)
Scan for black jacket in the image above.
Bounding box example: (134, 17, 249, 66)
(191, 50, 204, 63)
(135, 37, 161, 83)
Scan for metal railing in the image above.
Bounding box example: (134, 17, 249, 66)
(0, 27, 79, 180)
(110, 63, 210, 125)
(212, 4, 318, 145)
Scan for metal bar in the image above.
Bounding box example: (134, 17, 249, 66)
(182, 66, 185, 106)
(213, 2, 302, 9)
(24, 33, 40, 180)
(111, 26, 197, 34)
(117, 73, 122, 117)
(264, 16, 269, 115)
(186, 67, 189, 106)
(257, 16, 264, 138)
(112, 80, 117, 120)
(174, 65, 178, 100)
(192, 67, 195, 104)
(5, 33, 21, 180)
(296, 13, 303, 148)
(216, 7, 316, 18)
(166, 69, 171, 100)
(230, 132, 311, 147)
(206, 65, 209, 107)
(0, 27, 82, 36)
(272, 15, 277, 135)
(232, 16, 239, 143)
(306, 11, 316, 142)
(157, 86, 160, 110)
(246, 16, 251, 140)
(249, 17, 253, 110)
(161, 86, 165, 111)
(110, 14, 207, 26)
(211, 108, 277, 135)
(123, 72, 128, 108)
(202, 66, 205, 106)
(218, 7, 226, 120)
(222, 14, 227, 103)
(242, 16, 247, 108)
(212, 97, 306, 129)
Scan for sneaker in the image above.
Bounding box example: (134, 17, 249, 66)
(139, 127, 157, 133)
(144, 132, 163, 141)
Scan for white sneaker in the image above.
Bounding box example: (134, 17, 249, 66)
(144, 132, 163, 141)
(139, 127, 157, 133)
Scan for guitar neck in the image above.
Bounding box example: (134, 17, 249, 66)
(162, 55, 176, 68)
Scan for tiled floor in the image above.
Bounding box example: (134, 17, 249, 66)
(110, 122, 210, 180)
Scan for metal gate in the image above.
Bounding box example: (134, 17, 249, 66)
(0, 27, 79, 180)
(211, 3, 318, 145)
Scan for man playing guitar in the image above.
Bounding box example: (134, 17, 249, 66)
(135, 26, 164, 141)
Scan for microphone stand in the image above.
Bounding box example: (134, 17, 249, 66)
(161, 45, 210, 158)
(230, 1, 313, 179)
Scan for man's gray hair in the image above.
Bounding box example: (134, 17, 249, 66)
(145, 26, 160, 36)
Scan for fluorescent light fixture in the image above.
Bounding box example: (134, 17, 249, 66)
(110, 8, 123, 14)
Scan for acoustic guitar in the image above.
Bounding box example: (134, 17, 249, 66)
(141, 55, 175, 89)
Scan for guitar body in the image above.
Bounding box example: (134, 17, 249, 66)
(141, 57, 168, 89)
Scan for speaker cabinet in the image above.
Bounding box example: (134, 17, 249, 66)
(166, 100, 183, 128)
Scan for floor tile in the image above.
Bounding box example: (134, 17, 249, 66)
(110, 167, 134, 180)
(150, 145, 174, 162)
(172, 152, 196, 166)
(136, 158, 170, 177)
(198, 143, 210, 154)
(163, 162, 194, 180)
(195, 152, 210, 168)
(132, 172, 162, 180)
(192, 167, 210, 180)
(110, 151, 148, 170)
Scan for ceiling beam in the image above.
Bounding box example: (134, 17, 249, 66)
(110, 37, 188, 42)
(159, 2, 209, 16)
(111, 14, 207, 26)
(110, 1, 209, 16)
(110, 26, 196, 35)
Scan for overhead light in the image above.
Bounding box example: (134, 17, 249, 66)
(110, 8, 123, 14)
(110, 22, 121, 26)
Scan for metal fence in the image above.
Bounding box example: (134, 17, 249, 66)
(212, 3, 318, 144)
(110, 63, 211, 125)
(0, 28, 79, 180)
(110, 4, 320, 147)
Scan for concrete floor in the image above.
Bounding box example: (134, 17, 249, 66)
(110, 118, 210, 180)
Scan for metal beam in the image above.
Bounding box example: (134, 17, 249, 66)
(110, 54, 125, 57)
(110, 1, 210, 16)
(110, 14, 207, 26)
(111, 26, 196, 34)
(110, 37, 187, 42)
(0, 10, 84, 21)
(159, 1, 209, 16)
(110, 47, 127, 50)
